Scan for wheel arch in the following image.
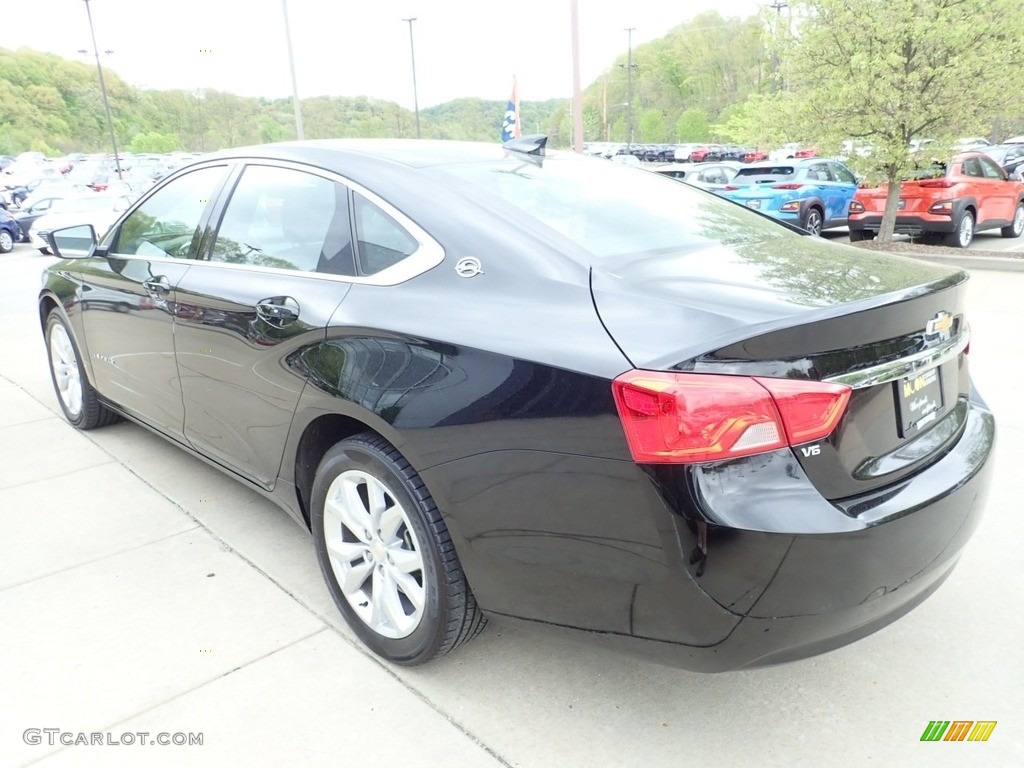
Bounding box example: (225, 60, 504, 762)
(799, 198, 826, 228)
(292, 411, 411, 529)
(802, 198, 825, 215)
(39, 293, 99, 388)
(39, 292, 61, 331)
(955, 197, 978, 220)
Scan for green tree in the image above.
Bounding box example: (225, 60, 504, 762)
(128, 131, 180, 153)
(638, 109, 667, 142)
(775, 0, 1024, 243)
(674, 108, 709, 141)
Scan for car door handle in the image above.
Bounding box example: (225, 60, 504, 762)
(143, 276, 170, 295)
(256, 296, 300, 326)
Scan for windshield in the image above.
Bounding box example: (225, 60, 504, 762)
(434, 154, 796, 259)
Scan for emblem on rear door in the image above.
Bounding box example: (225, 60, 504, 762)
(925, 311, 954, 342)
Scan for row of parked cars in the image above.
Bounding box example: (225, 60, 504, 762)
(584, 142, 779, 164)
(650, 140, 1024, 247)
(0, 151, 206, 254)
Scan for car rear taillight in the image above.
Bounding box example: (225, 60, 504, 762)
(722, 184, 740, 191)
(918, 179, 955, 188)
(612, 371, 851, 464)
(849, 200, 865, 213)
(772, 182, 804, 189)
(928, 200, 953, 214)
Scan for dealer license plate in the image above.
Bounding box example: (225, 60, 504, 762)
(895, 366, 943, 437)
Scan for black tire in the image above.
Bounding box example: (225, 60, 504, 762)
(311, 433, 485, 665)
(847, 229, 875, 242)
(802, 206, 824, 236)
(1001, 202, 1024, 238)
(44, 311, 120, 429)
(0, 229, 13, 253)
(944, 209, 974, 248)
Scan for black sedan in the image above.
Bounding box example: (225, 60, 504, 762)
(39, 138, 994, 671)
(981, 143, 1024, 179)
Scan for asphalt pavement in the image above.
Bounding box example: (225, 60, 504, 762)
(1, 241, 1021, 767)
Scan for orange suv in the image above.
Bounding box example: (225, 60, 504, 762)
(848, 152, 1024, 247)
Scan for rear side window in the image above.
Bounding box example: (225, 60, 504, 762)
(352, 193, 418, 275)
(210, 165, 355, 275)
(962, 157, 983, 177)
(114, 166, 226, 259)
(807, 164, 833, 181)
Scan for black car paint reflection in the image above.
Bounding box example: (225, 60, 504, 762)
(37, 140, 994, 671)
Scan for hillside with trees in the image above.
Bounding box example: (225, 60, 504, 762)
(3, 5, 1024, 157)
(0, 48, 568, 155)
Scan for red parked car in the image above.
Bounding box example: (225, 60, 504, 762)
(848, 152, 1024, 247)
(689, 145, 710, 162)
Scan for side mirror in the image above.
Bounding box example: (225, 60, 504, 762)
(46, 224, 98, 259)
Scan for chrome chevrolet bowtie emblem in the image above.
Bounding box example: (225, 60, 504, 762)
(925, 311, 954, 342)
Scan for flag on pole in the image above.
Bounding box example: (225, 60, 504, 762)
(501, 76, 521, 142)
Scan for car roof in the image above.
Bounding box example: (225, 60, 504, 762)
(206, 139, 514, 171)
(739, 158, 828, 170)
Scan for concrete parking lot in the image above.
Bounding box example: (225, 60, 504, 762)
(1, 240, 1021, 767)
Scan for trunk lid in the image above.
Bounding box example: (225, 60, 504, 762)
(857, 180, 957, 214)
(592, 236, 970, 499)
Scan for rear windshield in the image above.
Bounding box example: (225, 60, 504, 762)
(733, 166, 795, 184)
(434, 153, 794, 258)
(903, 162, 947, 181)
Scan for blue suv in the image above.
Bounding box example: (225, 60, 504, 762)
(717, 159, 858, 235)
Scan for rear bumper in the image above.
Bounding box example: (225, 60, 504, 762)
(431, 395, 995, 672)
(849, 214, 955, 235)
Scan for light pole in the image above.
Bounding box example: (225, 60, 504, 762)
(403, 18, 421, 139)
(620, 28, 637, 149)
(570, 0, 583, 152)
(768, 0, 789, 88)
(80, 0, 122, 180)
(282, 0, 304, 139)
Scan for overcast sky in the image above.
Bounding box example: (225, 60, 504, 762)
(9, 0, 765, 107)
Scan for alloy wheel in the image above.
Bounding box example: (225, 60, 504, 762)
(49, 322, 83, 417)
(1014, 205, 1024, 236)
(958, 212, 974, 247)
(804, 209, 823, 236)
(321, 469, 426, 639)
(0, 230, 12, 252)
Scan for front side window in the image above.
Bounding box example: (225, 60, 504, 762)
(210, 165, 354, 275)
(978, 156, 1004, 179)
(831, 163, 856, 184)
(114, 166, 226, 259)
